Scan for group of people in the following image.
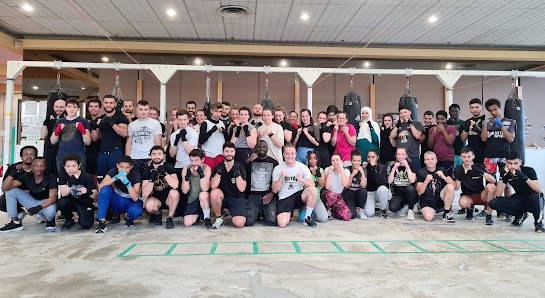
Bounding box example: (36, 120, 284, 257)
(0, 95, 543, 234)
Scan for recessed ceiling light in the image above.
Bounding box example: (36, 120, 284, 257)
(280, 60, 287, 67)
(194, 58, 202, 65)
(32, 86, 38, 90)
(22, 4, 33, 12)
(166, 9, 176, 17)
(428, 15, 438, 23)
(300, 13, 309, 20)
(445, 63, 453, 69)
(81, 87, 86, 90)
(101, 56, 109, 62)
(363, 61, 370, 68)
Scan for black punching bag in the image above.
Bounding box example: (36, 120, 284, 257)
(343, 90, 361, 128)
(399, 85, 418, 121)
(261, 74, 274, 111)
(46, 87, 68, 118)
(504, 89, 525, 163)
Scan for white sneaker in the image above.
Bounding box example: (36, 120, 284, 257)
(357, 210, 368, 220)
(407, 209, 415, 221)
(398, 204, 408, 217)
(35, 213, 45, 224)
(212, 218, 224, 229)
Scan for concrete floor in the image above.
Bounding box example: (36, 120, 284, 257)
(1, 205, 545, 298)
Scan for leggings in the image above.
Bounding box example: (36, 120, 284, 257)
(489, 192, 544, 222)
(57, 195, 95, 229)
(364, 185, 390, 217)
(343, 188, 368, 219)
(321, 189, 351, 221)
(389, 185, 418, 212)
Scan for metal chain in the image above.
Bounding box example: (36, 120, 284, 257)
(405, 75, 411, 93)
(206, 71, 211, 103)
(264, 73, 269, 97)
(350, 74, 354, 91)
(112, 70, 123, 104)
(55, 68, 64, 94)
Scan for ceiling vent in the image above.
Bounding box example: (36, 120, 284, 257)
(217, 5, 251, 18)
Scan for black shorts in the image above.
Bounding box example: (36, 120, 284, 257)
(277, 190, 305, 214)
(184, 199, 201, 216)
(420, 194, 444, 210)
(153, 192, 170, 210)
(222, 195, 247, 218)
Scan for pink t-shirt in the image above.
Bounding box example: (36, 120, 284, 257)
(431, 125, 455, 161)
(334, 124, 356, 162)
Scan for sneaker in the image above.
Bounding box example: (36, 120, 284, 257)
(165, 217, 174, 229)
(61, 219, 75, 231)
(497, 213, 506, 219)
(303, 216, 317, 227)
(109, 212, 121, 224)
(212, 217, 224, 229)
(485, 214, 495, 225)
(357, 210, 368, 220)
(476, 210, 488, 218)
(45, 220, 56, 232)
(443, 210, 455, 223)
(55, 213, 66, 222)
(406, 209, 415, 221)
(298, 210, 306, 222)
(148, 213, 156, 224)
(154, 212, 162, 225)
(0, 221, 23, 233)
(204, 218, 212, 229)
(125, 219, 134, 228)
(17, 211, 26, 222)
(505, 215, 513, 222)
(466, 208, 474, 220)
(380, 210, 389, 219)
(535, 221, 545, 233)
(327, 210, 333, 220)
(398, 204, 408, 217)
(35, 213, 45, 224)
(511, 212, 529, 227)
(95, 221, 107, 233)
(457, 208, 466, 214)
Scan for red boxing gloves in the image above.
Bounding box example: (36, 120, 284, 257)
(54, 124, 63, 136)
(76, 122, 87, 135)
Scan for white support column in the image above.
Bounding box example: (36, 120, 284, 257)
(149, 65, 178, 123)
(159, 83, 167, 123)
(3, 79, 14, 167)
(307, 87, 313, 114)
(297, 68, 323, 114)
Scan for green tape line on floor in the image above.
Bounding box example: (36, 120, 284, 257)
(117, 239, 545, 257)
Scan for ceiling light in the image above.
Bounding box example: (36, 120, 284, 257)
(22, 4, 33, 12)
(300, 13, 309, 20)
(166, 9, 176, 17)
(445, 63, 453, 69)
(81, 87, 86, 90)
(194, 58, 202, 65)
(32, 86, 38, 90)
(428, 15, 438, 23)
(101, 56, 109, 62)
(363, 61, 370, 68)
(280, 60, 287, 67)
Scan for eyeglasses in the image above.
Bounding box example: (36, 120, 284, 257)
(22, 153, 36, 157)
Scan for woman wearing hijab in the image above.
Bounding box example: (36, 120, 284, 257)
(356, 107, 380, 162)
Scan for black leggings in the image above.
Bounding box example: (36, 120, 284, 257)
(57, 196, 95, 229)
(343, 188, 368, 219)
(389, 185, 418, 212)
(489, 192, 544, 222)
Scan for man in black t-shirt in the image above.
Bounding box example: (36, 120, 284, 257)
(142, 146, 179, 229)
(453, 147, 496, 223)
(0, 158, 58, 233)
(461, 98, 486, 164)
(41, 99, 65, 175)
(58, 153, 97, 230)
(86, 98, 102, 181)
(210, 142, 248, 229)
(246, 140, 278, 226)
(92, 95, 129, 181)
(0, 146, 37, 217)
(95, 156, 142, 233)
(416, 152, 456, 222)
(489, 151, 545, 232)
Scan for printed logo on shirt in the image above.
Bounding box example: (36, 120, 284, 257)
(60, 123, 77, 142)
(133, 126, 155, 144)
(284, 176, 298, 190)
(426, 178, 441, 196)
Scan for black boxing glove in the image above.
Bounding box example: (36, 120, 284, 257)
(234, 126, 242, 138)
(184, 168, 191, 181)
(173, 133, 182, 146)
(471, 164, 485, 175)
(243, 125, 250, 136)
(395, 120, 403, 129)
(196, 166, 204, 179)
(514, 169, 528, 181)
(463, 120, 471, 133)
(149, 170, 158, 182)
(406, 119, 413, 126)
(179, 129, 187, 142)
(232, 164, 241, 178)
(101, 117, 113, 127)
(90, 120, 98, 131)
(28, 205, 43, 216)
(315, 168, 322, 178)
(472, 122, 482, 133)
(157, 165, 167, 175)
(215, 162, 226, 176)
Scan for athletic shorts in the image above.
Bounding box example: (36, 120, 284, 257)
(420, 194, 444, 210)
(484, 158, 506, 176)
(277, 190, 305, 214)
(221, 195, 247, 218)
(184, 199, 201, 216)
(153, 192, 170, 210)
(462, 193, 486, 206)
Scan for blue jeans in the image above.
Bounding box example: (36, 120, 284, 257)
(296, 147, 314, 164)
(97, 150, 123, 180)
(97, 185, 143, 221)
(6, 188, 57, 221)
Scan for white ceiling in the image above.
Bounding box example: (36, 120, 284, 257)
(1, 0, 545, 48)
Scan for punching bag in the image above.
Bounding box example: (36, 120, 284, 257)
(203, 72, 212, 119)
(504, 89, 525, 163)
(46, 86, 68, 119)
(399, 77, 418, 121)
(261, 74, 274, 111)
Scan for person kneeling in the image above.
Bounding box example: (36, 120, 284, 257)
(95, 156, 142, 233)
(58, 153, 97, 230)
(416, 152, 456, 222)
(142, 146, 179, 229)
(181, 148, 212, 228)
(489, 150, 545, 232)
(343, 150, 369, 220)
(210, 142, 247, 229)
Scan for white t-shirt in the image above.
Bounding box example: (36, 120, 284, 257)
(170, 127, 198, 168)
(128, 118, 162, 159)
(257, 122, 284, 163)
(273, 161, 311, 200)
(201, 119, 226, 158)
(324, 167, 350, 194)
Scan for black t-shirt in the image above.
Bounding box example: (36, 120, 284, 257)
(346, 166, 366, 191)
(248, 156, 278, 195)
(98, 112, 129, 152)
(279, 121, 295, 143)
(106, 168, 141, 196)
(503, 166, 538, 196)
(365, 163, 388, 192)
(43, 116, 62, 153)
(141, 163, 177, 198)
(484, 117, 516, 158)
(452, 163, 486, 195)
(317, 124, 332, 153)
(212, 161, 247, 198)
(296, 124, 319, 149)
(464, 115, 486, 162)
(3, 162, 31, 181)
(87, 118, 101, 156)
(379, 127, 396, 162)
(417, 166, 447, 199)
(160, 123, 166, 135)
(16, 173, 58, 201)
(59, 171, 96, 200)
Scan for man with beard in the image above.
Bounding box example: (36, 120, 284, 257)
(122, 100, 137, 123)
(199, 102, 227, 169)
(181, 148, 212, 228)
(419, 111, 436, 169)
(92, 95, 129, 181)
(0, 158, 58, 233)
(0, 146, 38, 220)
(86, 98, 102, 183)
(220, 101, 231, 127)
(447, 104, 466, 168)
(210, 142, 248, 229)
(461, 98, 486, 164)
(250, 104, 264, 128)
(186, 101, 197, 126)
(230, 106, 257, 171)
(142, 146, 179, 229)
(41, 99, 65, 175)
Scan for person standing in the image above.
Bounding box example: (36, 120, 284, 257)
(293, 109, 320, 164)
(447, 104, 466, 168)
(461, 98, 486, 164)
(199, 102, 227, 169)
(331, 111, 357, 167)
(427, 110, 456, 176)
(86, 98, 102, 181)
(250, 104, 264, 128)
(257, 109, 284, 164)
(230, 106, 257, 171)
(186, 101, 197, 126)
(379, 113, 396, 166)
(390, 106, 423, 171)
(419, 111, 436, 169)
(273, 106, 294, 145)
(220, 101, 231, 127)
(122, 100, 137, 123)
(170, 109, 199, 171)
(316, 111, 332, 168)
(356, 107, 380, 162)
(41, 99, 66, 176)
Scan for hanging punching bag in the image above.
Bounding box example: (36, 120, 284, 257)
(399, 76, 418, 121)
(261, 74, 274, 111)
(203, 72, 212, 118)
(343, 76, 361, 127)
(504, 88, 525, 163)
(46, 87, 68, 118)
